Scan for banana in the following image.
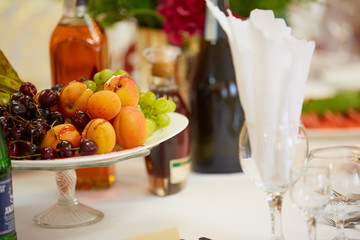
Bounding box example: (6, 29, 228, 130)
(0, 91, 10, 105)
(0, 74, 21, 92)
(0, 50, 22, 84)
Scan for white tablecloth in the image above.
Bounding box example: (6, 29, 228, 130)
(12, 155, 360, 240)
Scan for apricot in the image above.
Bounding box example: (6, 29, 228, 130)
(112, 106, 148, 149)
(40, 123, 81, 149)
(103, 75, 139, 107)
(87, 90, 121, 120)
(59, 80, 93, 118)
(82, 118, 116, 154)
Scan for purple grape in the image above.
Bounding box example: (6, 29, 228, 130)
(38, 89, 59, 107)
(20, 142, 39, 160)
(51, 84, 64, 92)
(8, 100, 27, 117)
(31, 128, 45, 145)
(79, 138, 97, 156)
(41, 147, 56, 160)
(32, 106, 50, 120)
(19, 82, 37, 97)
(8, 142, 19, 159)
(20, 95, 36, 112)
(0, 105, 6, 116)
(47, 111, 65, 126)
(71, 110, 90, 130)
(10, 127, 25, 141)
(10, 92, 25, 102)
(56, 140, 75, 158)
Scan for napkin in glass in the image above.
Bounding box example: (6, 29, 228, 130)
(206, 0, 315, 189)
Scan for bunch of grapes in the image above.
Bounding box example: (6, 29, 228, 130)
(0, 82, 97, 160)
(84, 69, 129, 92)
(138, 91, 176, 136)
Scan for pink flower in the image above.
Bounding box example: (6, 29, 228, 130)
(157, 0, 206, 46)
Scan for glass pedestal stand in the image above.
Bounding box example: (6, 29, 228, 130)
(33, 169, 103, 228)
(11, 112, 189, 228)
(23, 149, 150, 228)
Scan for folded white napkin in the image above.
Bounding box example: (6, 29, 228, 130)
(206, 0, 315, 189)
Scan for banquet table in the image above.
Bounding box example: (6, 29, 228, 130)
(12, 135, 360, 240)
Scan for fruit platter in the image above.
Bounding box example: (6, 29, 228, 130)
(0, 51, 189, 228)
(301, 90, 360, 137)
(11, 111, 188, 170)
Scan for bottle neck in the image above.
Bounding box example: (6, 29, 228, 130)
(0, 130, 10, 169)
(62, 0, 89, 19)
(204, 0, 228, 42)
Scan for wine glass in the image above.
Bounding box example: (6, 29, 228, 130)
(290, 166, 332, 240)
(239, 122, 309, 240)
(307, 146, 360, 240)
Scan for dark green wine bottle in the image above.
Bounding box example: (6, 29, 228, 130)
(0, 129, 16, 240)
(190, 0, 244, 173)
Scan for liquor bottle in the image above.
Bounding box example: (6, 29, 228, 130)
(0, 130, 16, 240)
(49, 0, 114, 190)
(50, 0, 108, 86)
(190, 0, 244, 173)
(143, 46, 191, 197)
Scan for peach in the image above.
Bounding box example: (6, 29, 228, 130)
(40, 123, 81, 149)
(82, 118, 116, 154)
(112, 106, 148, 149)
(103, 75, 139, 107)
(87, 90, 121, 120)
(59, 80, 93, 118)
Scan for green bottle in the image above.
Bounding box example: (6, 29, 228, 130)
(0, 130, 16, 240)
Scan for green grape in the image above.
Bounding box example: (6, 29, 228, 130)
(140, 91, 156, 107)
(114, 69, 129, 77)
(153, 97, 168, 114)
(85, 80, 97, 92)
(95, 83, 103, 92)
(93, 72, 101, 84)
(166, 99, 176, 113)
(146, 118, 157, 136)
(99, 69, 114, 85)
(156, 113, 170, 127)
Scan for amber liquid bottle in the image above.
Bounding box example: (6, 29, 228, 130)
(143, 46, 191, 197)
(49, 0, 114, 190)
(190, 0, 244, 173)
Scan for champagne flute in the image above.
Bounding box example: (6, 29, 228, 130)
(239, 122, 308, 240)
(290, 166, 332, 240)
(307, 146, 360, 240)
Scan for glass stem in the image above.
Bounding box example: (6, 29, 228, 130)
(334, 219, 347, 240)
(306, 216, 317, 240)
(56, 169, 78, 205)
(266, 192, 285, 240)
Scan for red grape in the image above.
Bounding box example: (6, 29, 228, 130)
(71, 110, 90, 130)
(41, 147, 56, 160)
(56, 140, 75, 158)
(38, 89, 59, 107)
(79, 138, 97, 156)
(20, 82, 37, 97)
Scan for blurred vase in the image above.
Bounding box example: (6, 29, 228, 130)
(135, 27, 200, 108)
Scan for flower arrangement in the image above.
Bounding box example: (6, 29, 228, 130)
(88, 0, 316, 46)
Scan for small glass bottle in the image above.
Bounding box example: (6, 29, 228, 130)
(0, 129, 16, 240)
(143, 46, 191, 197)
(50, 0, 115, 190)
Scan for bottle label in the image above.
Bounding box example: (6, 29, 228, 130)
(170, 156, 191, 184)
(0, 176, 15, 237)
